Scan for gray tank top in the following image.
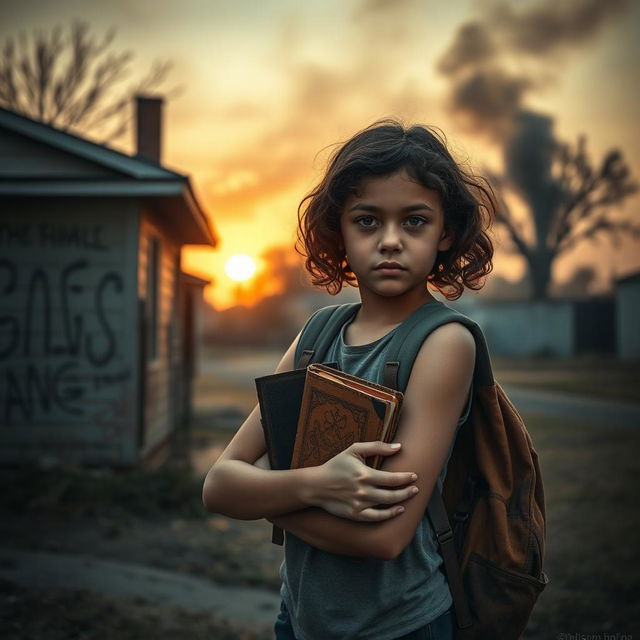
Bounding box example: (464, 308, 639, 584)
(280, 313, 472, 640)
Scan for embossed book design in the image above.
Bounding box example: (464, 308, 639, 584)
(290, 364, 404, 470)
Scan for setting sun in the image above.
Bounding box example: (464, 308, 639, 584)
(224, 254, 257, 282)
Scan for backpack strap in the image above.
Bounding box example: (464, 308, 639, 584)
(382, 299, 493, 392)
(294, 303, 360, 368)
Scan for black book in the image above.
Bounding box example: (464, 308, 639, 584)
(255, 367, 307, 472)
(255, 363, 340, 472)
(255, 363, 338, 545)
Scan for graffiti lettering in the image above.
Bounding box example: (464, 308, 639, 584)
(0, 260, 121, 363)
(2, 361, 84, 422)
(24, 267, 52, 357)
(0, 254, 127, 424)
(0, 259, 18, 359)
(60, 259, 87, 356)
(0, 223, 107, 250)
(38, 223, 107, 251)
(86, 272, 124, 366)
(0, 223, 31, 248)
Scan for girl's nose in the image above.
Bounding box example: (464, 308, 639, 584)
(378, 224, 402, 251)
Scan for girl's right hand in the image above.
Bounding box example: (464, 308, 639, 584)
(306, 442, 419, 522)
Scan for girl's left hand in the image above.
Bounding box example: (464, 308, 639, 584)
(307, 441, 418, 521)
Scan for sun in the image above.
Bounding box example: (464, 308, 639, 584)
(224, 254, 257, 282)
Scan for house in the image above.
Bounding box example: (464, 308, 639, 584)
(615, 271, 640, 359)
(0, 97, 217, 465)
(449, 296, 615, 357)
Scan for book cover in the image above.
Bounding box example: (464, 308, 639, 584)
(256, 363, 341, 547)
(255, 363, 340, 471)
(255, 367, 307, 471)
(290, 363, 404, 470)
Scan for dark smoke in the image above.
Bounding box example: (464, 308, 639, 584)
(504, 111, 564, 246)
(438, 0, 631, 135)
(437, 21, 495, 75)
(492, 0, 630, 55)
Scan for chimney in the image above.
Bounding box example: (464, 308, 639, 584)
(135, 95, 163, 163)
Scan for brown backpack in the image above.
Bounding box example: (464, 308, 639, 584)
(295, 301, 549, 639)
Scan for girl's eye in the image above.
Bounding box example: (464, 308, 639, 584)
(355, 216, 378, 228)
(404, 216, 427, 228)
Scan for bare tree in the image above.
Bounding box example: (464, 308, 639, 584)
(0, 21, 180, 145)
(491, 111, 638, 299)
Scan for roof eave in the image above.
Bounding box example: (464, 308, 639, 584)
(0, 107, 183, 180)
(0, 178, 217, 247)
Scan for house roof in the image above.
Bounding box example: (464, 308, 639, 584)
(0, 106, 217, 247)
(181, 271, 212, 288)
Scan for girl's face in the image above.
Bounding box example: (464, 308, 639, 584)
(340, 169, 452, 299)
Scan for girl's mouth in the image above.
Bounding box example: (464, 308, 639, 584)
(374, 262, 407, 274)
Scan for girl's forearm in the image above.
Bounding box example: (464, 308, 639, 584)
(271, 509, 393, 559)
(202, 460, 322, 520)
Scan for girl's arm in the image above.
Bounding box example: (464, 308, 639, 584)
(269, 322, 476, 560)
(201, 332, 419, 521)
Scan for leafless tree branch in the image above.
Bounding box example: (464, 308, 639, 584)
(0, 21, 178, 145)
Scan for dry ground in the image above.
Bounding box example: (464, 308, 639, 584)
(1, 351, 639, 638)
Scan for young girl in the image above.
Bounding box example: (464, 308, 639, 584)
(202, 120, 495, 640)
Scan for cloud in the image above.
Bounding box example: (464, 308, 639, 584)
(438, 0, 632, 137)
(204, 3, 436, 217)
(351, 0, 415, 21)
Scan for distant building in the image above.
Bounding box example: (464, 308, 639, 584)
(450, 296, 615, 357)
(0, 98, 217, 465)
(615, 271, 640, 359)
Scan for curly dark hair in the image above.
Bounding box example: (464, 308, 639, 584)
(296, 120, 495, 300)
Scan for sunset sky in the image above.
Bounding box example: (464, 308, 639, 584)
(3, 0, 639, 309)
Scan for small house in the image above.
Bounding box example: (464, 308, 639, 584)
(0, 97, 217, 465)
(616, 271, 640, 359)
(450, 297, 615, 357)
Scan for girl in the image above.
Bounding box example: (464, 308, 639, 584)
(202, 120, 495, 640)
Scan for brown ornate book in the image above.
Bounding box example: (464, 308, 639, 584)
(290, 363, 404, 470)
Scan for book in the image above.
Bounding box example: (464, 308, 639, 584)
(290, 364, 404, 470)
(255, 363, 340, 471)
(256, 364, 340, 546)
(255, 367, 307, 471)
(256, 363, 404, 545)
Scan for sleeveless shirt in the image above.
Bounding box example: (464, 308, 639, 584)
(279, 308, 472, 640)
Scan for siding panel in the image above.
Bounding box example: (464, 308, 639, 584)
(0, 198, 139, 464)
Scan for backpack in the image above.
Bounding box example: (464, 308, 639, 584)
(293, 300, 549, 639)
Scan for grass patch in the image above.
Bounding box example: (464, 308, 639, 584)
(523, 413, 640, 637)
(2, 405, 638, 636)
(494, 356, 640, 405)
(0, 466, 208, 521)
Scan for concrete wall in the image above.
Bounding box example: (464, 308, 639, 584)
(616, 280, 640, 359)
(0, 197, 139, 464)
(465, 301, 575, 357)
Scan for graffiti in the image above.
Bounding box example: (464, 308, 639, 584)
(0, 222, 107, 250)
(0, 259, 122, 363)
(3, 362, 84, 422)
(0, 253, 130, 424)
(1, 363, 134, 423)
(87, 272, 123, 366)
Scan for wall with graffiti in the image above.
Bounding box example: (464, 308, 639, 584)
(0, 198, 139, 464)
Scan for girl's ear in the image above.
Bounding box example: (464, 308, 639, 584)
(438, 229, 454, 252)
